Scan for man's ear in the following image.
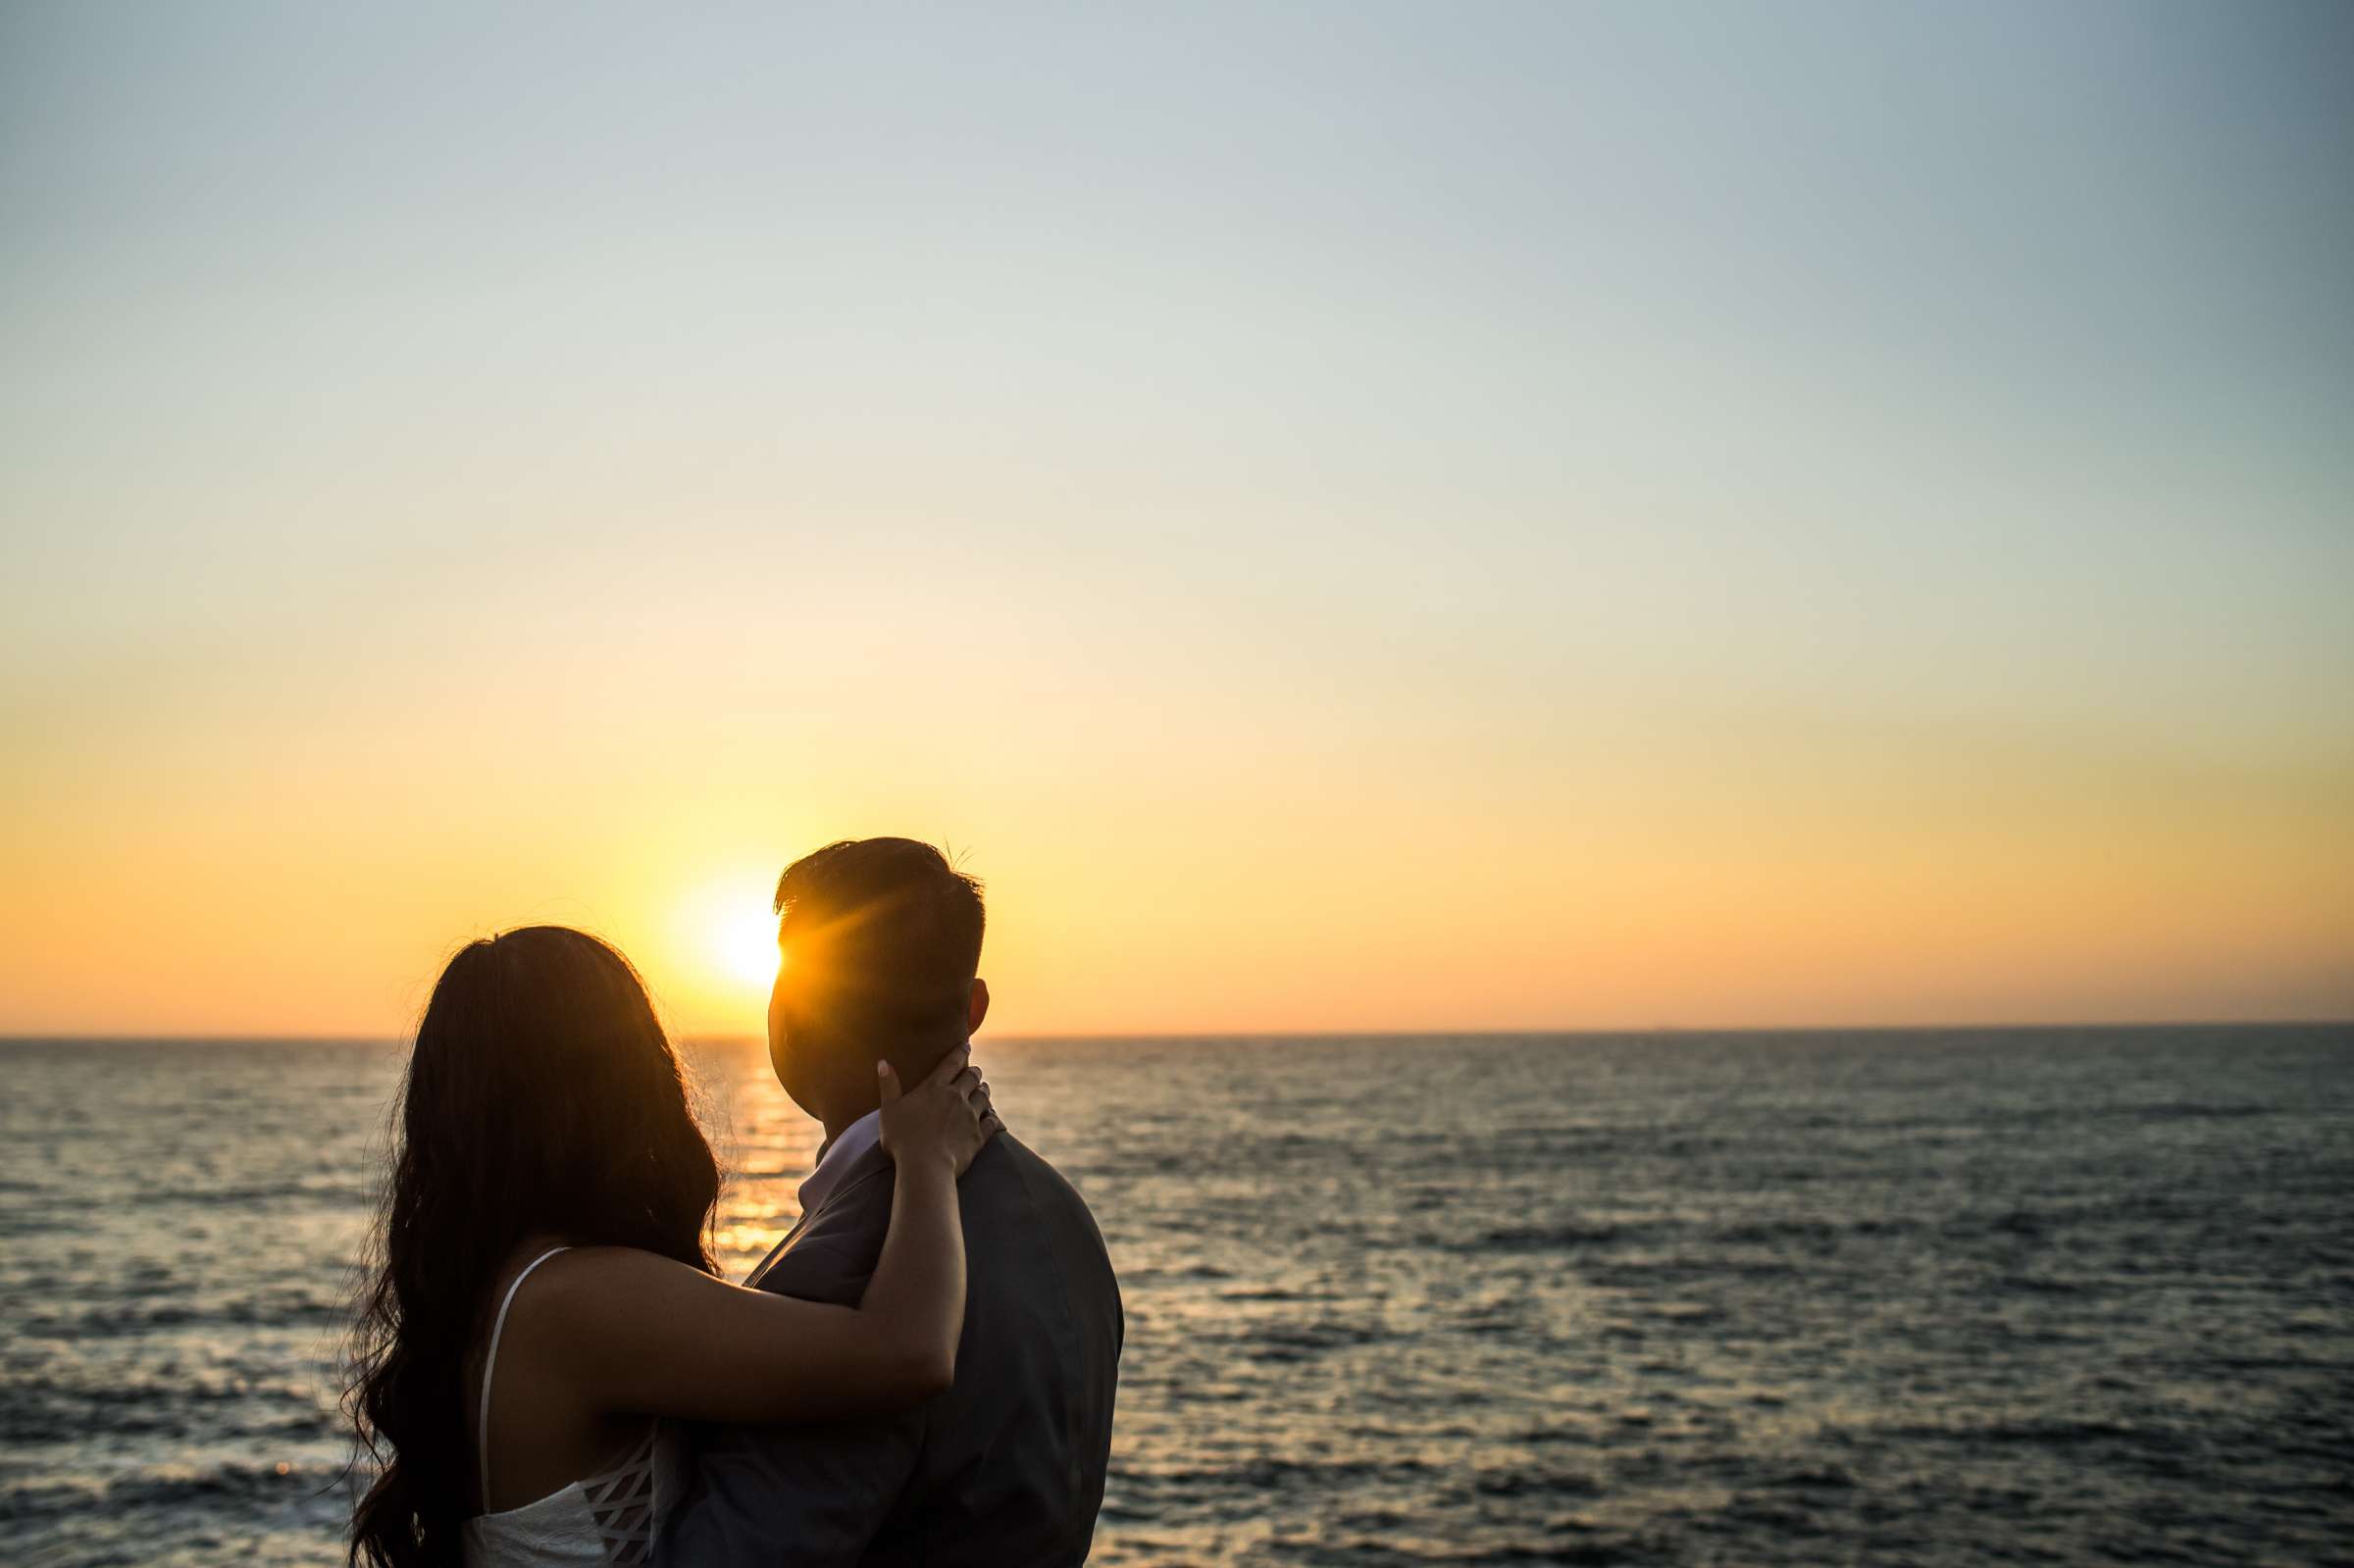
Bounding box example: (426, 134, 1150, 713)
(967, 977, 991, 1037)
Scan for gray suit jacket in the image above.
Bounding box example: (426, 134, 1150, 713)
(661, 1135, 1122, 1566)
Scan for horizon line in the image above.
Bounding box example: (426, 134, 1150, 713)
(2, 1019, 2346, 1046)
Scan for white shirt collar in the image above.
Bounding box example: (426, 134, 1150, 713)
(797, 1108, 883, 1217)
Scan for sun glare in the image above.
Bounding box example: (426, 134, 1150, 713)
(712, 906, 782, 990)
(675, 873, 784, 998)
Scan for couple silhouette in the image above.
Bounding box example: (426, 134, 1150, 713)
(348, 838, 1122, 1567)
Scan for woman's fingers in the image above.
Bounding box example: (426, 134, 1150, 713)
(877, 1058, 902, 1106)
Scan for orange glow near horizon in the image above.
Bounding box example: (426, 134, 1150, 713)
(1, 725, 2347, 1040)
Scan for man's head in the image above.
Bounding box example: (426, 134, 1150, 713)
(766, 837, 989, 1134)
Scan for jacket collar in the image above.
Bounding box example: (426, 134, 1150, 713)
(798, 1108, 883, 1216)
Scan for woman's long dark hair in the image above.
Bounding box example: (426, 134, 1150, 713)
(346, 926, 719, 1568)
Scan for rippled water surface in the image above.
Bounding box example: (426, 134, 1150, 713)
(3, 1028, 2349, 1566)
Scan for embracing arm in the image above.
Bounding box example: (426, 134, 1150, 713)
(537, 1047, 995, 1425)
(659, 1164, 940, 1568)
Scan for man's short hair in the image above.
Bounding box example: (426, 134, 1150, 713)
(774, 837, 985, 1045)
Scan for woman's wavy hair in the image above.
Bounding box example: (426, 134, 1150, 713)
(345, 926, 719, 1568)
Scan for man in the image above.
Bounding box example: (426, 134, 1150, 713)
(663, 837, 1123, 1566)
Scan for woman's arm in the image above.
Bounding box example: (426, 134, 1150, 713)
(531, 1045, 999, 1425)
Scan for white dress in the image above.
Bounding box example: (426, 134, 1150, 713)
(461, 1248, 688, 1566)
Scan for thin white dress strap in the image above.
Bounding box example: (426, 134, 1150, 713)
(477, 1245, 572, 1506)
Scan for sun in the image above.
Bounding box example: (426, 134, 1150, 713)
(669, 871, 790, 1009)
(708, 903, 783, 990)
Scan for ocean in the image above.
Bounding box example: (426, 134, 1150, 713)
(2, 1027, 2348, 1566)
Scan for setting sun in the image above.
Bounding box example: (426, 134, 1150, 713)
(712, 907, 782, 991)
(661, 873, 787, 1016)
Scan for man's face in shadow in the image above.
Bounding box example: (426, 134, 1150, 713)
(767, 929, 991, 1134)
(766, 936, 848, 1128)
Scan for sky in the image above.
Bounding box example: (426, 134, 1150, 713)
(3, 1, 2349, 1037)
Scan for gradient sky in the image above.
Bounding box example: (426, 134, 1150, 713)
(4, 2, 2349, 1037)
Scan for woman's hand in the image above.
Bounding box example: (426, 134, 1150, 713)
(877, 1042, 999, 1177)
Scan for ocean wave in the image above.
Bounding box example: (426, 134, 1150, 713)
(1473, 1222, 1638, 1250)
(0, 1460, 355, 1524)
(13, 1294, 349, 1340)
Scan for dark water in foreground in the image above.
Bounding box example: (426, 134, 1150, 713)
(2, 1028, 2349, 1566)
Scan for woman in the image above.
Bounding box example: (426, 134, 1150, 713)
(346, 926, 998, 1568)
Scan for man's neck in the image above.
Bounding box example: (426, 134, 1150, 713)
(820, 1107, 872, 1145)
(817, 1031, 969, 1144)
